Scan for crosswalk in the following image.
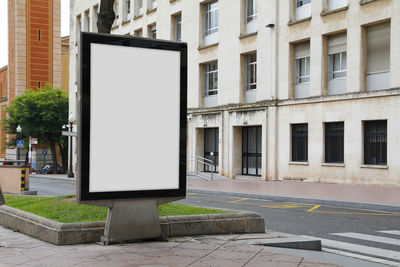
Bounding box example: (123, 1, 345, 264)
(304, 230, 400, 266)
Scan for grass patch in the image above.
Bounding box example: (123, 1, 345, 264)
(4, 195, 228, 223)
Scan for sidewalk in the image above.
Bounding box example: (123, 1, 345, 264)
(0, 225, 353, 267)
(188, 177, 400, 212)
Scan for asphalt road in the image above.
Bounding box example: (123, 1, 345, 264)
(29, 177, 400, 265)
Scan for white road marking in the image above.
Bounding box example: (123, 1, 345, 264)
(379, 231, 400, 237)
(332, 232, 400, 247)
(303, 235, 400, 262)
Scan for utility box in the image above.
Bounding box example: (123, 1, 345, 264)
(0, 166, 30, 194)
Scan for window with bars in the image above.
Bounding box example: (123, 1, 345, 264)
(204, 1, 218, 36)
(246, 0, 257, 23)
(295, 56, 310, 84)
(292, 123, 308, 162)
(325, 122, 344, 163)
(246, 53, 257, 90)
(204, 62, 218, 96)
(364, 120, 387, 165)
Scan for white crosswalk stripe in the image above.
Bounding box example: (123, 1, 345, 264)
(332, 232, 400, 247)
(303, 235, 400, 262)
(379, 230, 400, 236)
(302, 230, 400, 266)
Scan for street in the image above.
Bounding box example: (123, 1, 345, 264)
(29, 177, 400, 266)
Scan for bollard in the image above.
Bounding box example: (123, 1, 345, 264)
(0, 185, 4, 205)
(21, 167, 26, 192)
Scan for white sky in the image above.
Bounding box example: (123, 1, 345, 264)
(0, 0, 70, 68)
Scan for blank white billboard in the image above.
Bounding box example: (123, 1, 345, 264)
(89, 43, 181, 192)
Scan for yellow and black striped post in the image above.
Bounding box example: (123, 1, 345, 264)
(21, 167, 26, 192)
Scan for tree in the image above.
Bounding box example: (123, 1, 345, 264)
(98, 0, 116, 33)
(5, 84, 69, 171)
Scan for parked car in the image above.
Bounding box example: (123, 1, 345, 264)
(39, 164, 66, 174)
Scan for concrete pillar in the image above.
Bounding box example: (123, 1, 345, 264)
(390, 3, 400, 88)
(309, 0, 323, 97)
(261, 108, 268, 180)
(346, 6, 364, 93)
(221, 111, 230, 177)
(267, 106, 279, 180)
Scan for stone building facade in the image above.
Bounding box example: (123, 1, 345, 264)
(70, 0, 400, 185)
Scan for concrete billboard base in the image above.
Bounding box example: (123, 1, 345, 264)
(100, 199, 162, 245)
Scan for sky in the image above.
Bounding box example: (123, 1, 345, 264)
(0, 0, 70, 68)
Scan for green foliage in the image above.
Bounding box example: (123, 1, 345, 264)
(5, 84, 69, 146)
(4, 195, 229, 223)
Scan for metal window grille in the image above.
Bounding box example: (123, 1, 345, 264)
(247, 0, 257, 23)
(325, 122, 344, 163)
(246, 53, 257, 90)
(204, 62, 218, 96)
(364, 120, 387, 165)
(205, 1, 218, 36)
(242, 126, 262, 176)
(292, 123, 308, 162)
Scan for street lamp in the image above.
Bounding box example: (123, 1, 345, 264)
(16, 125, 22, 165)
(68, 114, 75, 178)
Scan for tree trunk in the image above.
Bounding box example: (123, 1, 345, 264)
(98, 0, 116, 33)
(49, 142, 58, 174)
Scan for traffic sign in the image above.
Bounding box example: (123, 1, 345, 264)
(16, 140, 24, 148)
(62, 131, 77, 137)
(42, 149, 48, 156)
(29, 138, 38, 145)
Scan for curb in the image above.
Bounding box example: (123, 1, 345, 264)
(0, 205, 265, 245)
(29, 175, 76, 182)
(188, 189, 400, 213)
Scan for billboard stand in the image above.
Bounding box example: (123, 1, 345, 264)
(78, 32, 187, 245)
(99, 199, 162, 245)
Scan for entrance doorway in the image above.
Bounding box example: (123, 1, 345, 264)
(204, 128, 219, 172)
(242, 126, 261, 176)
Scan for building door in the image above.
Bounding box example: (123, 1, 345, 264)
(204, 128, 219, 172)
(242, 126, 261, 176)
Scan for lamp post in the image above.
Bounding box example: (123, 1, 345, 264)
(67, 114, 75, 178)
(16, 125, 22, 165)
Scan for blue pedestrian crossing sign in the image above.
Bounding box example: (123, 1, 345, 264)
(16, 140, 24, 148)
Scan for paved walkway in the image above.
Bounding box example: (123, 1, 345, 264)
(187, 178, 400, 207)
(0, 226, 339, 267)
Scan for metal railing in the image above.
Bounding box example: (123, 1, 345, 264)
(187, 156, 216, 181)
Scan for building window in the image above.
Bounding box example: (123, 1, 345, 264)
(134, 28, 142, 37)
(38, 30, 41, 41)
(85, 10, 90, 32)
(295, 57, 310, 84)
(366, 22, 390, 91)
(291, 123, 308, 162)
(76, 15, 81, 45)
(148, 0, 157, 10)
(94, 5, 99, 32)
(149, 24, 156, 38)
(245, 0, 257, 34)
(364, 120, 387, 165)
(135, 0, 143, 16)
(204, 62, 218, 96)
(204, 128, 219, 172)
(327, 33, 347, 95)
(330, 52, 346, 79)
(125, 0, 131, 20)
(328, 0, 348, 11)
(295, 0, 311, 21)
(325, 122, 344, 163)
(173, 13, 182, 41)
(246, 53, 257, 90)
(113, 0, 120, 27)
(203, 0, 218, 45)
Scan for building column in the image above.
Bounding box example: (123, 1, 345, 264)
(390, 4, 400, 88)
(267, 105, 279, 180)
